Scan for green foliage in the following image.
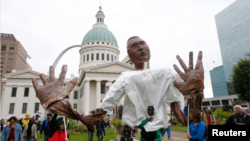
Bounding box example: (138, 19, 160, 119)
(212, 107, 233, 120)
(231, 55, 250, 102)
(111, 117, 122, 128)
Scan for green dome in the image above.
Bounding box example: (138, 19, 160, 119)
(82, 27, 118, 45)
(97, 10, 103, 14)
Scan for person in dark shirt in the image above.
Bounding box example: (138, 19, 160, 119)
(40, 113, 53, 141)
(96, 119, 107, 141)
(87, 126, 95, 141)
(48, 113, 58, 139)
(224, 105, 250, 125)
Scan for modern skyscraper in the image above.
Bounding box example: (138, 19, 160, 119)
(215, 0, 250, 82)
(0, 33, 32, 100)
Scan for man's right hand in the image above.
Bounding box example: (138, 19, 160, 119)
(40, 134, 42, 138)
(146, 116, 153, 122)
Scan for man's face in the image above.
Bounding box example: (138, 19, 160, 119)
(47, 115, 52, 119)
(10, 119, 15, 125)
(59, 123, 65, 130)
(147, 107, 154, 116)
(235, 107, 242, 114)
(127, 37, 150, 64)
(35, 116, 39, 119)
(206, 109, 210, 113)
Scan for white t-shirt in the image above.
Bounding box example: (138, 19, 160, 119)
(101, 68, 182, 132)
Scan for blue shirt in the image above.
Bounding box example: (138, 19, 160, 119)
(183, 106, 206, 141)
(1, 123, 23, 141)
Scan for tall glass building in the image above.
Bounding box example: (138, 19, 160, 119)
(212, 0, 250, 96)
(210, 65, 229, 97)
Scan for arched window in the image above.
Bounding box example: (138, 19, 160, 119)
(83, 55, 85, 62)
(97, 18, 99, 22)
(97, 42, 99, 44)
(102, 42, 104, 44)
(107, 54, 109, 61)
(96, 53, 99, 60)
(92, 42, 94, 44)
(100, 18, 102, 22)
(115, 56, 116, 60)
(87, 54, 89, 61)
(91, 53, 94, 60)
(102, 53, 104, 60)
(111, 55, 113, 61)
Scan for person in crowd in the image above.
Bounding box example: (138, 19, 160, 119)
(34, 114, 41, 133)
(48, 117, 69, 141)
(137, 106, 164, 141)
(184, 102, 206, 141)
(161, 115, 172, 139)
(48, 113, 58, 139)
(23, 118, 37, 141)
(87, 125, 94, 141)
(20, 118, 24, 131)
(22, 118, 29, 127)
(0, 119, 6, 136)
(123, 125, 135, 141)
(96, 118, 107, 141)
(40, 113, 53, 141)
(106, 115, 111, 128)
(224, 105, 250, 125)
(243, 108, 250, 116)
(201, 107, 216, 126)
(1, 116, 23, 141)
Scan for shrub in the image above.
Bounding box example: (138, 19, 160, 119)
(111, 117, 122, 128)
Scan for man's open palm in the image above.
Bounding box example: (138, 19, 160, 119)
(173, 51, 204, 95)
(32, 65, 78, 109)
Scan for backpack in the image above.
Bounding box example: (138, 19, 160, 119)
(141, 127, 157, 140)
(189, 120, 208, 141)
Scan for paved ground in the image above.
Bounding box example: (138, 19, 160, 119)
(162, 131, 187, 141)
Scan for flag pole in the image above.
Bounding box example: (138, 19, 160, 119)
(63, 116, 67, 139)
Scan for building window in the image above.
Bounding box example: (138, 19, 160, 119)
(1, 44, 6, 51)
(9, 103, 15, 114)
(8, 57, 13, 60)
(6, 70, 11, 73)
(96, 53, 99, 60)
(211, 100, 220, 106)
(8, 62, 12, 65)
(102, 42, 104, 44)
(1, 53, 5, 56)
(91, 53, 94, 60)
(11, 87, 17, 97)
(107, 54, 109, 61)
(73, 104, 77, 110)
(83, 55, 85, 62)
(92, 42, 94, 44)
(102, 53, 104, 60)
(22, 103, 27, 114)
(115, 56, 116, 60)
(10, 44, 15, 52)
(9, 53, 13, 56)
(0, 66, 3, 68)
(222, 100, 229, 105)
(202, 101, 210, 106)
(7, 66, 12, 69)
(74, 91, 78, 99)
(1, 62, 3, 64)
(97, 42, 99, 44)
(0, 57, 4, 60)
(0, 70, 2, 73)
(111, 55, 113, 61)
(87, 54, 89, 61)
(34, 103, 39, 113)
(101, 84, 105, 94)
(107, 43, 109, 45)
(97, 18, 99, 22)
(24, 87, 29, 97)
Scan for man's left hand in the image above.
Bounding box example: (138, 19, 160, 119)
(173, 51, 204, 95)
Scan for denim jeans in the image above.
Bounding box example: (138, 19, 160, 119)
(44, 135, 48, 141)
(98, 130, 104, 141)
(141, 138, 154, 141)
(126, 137, 133, 141)
(88, 131, 93, 141)
(162, 126, 171, 138)
(25, 137, 35, 141)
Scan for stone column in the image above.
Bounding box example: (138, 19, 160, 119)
(96, 80, 101, 109)
(83, 80, 90, 115)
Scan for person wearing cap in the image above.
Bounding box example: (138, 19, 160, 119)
(34, 113, 41, 133)
(201, 107, 216, 126)
(23, 118, 37, 141)
(224, 105, 250, 125)
(48, 117, 69, 141)
(40, 113, 53, 141)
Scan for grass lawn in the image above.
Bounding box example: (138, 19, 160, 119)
(35, 128, 117, 141)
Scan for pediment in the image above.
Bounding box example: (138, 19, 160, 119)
(86, 62, 134, 72)
(4, 69, 48, 79)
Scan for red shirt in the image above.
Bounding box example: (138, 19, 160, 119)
(207, 113, 210, 125)
(8, 126, 15, 140)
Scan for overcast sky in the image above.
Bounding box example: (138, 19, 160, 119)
(1, 0, 236, 98)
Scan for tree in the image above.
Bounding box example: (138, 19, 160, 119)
(231, 54, 250, 102)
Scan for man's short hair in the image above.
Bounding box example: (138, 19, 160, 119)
(235, 105, 242, 110)
(7, 116, 17, 122)
(127, 36, 139, 42)
(148, 106, 154, 110)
